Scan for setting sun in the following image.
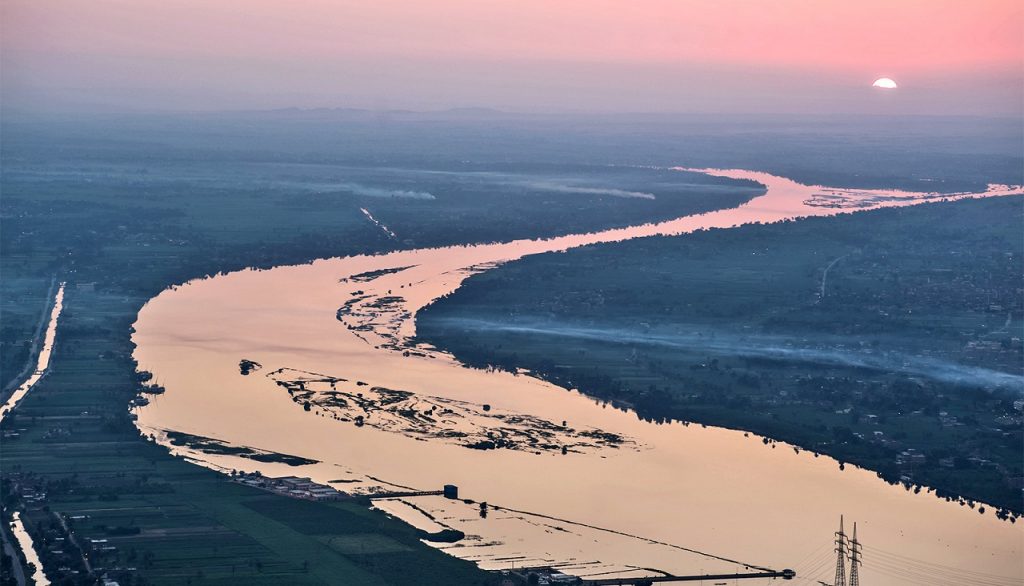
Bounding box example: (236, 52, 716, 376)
(1, 2, 1021, 586)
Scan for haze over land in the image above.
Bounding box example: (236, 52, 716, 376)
(2, 2, 1023, 586)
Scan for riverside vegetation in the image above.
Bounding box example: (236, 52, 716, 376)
(418, 195, 1024, 515)
(1, 111, 769, 586)
(2, 110, 1021, 584)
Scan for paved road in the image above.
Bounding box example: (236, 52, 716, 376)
(54, 512, 91, 574)
(818, 254, 850, 302)
(1, 276, 56, 396)
(1, 519, 28, 586)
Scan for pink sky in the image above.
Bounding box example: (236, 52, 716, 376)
(2, 0, 1021, 114)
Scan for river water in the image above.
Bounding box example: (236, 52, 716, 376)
(132, 170, 1023, 584)
(0, 283, 65, 425)
(11, 512, 50, 586)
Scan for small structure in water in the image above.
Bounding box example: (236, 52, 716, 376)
(234, 473, 347, 501)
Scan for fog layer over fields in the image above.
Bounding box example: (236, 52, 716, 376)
(433, 316, 1024, 391)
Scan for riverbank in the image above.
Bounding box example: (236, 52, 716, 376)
(0, 277, 55, 398)
(10, 512, 48, 586)
(0, 283, 65, 425)
(1, 133, 762, 584)
(418, 195, 1024, 514)
(130, 170, 1024, 584)
(4, 112, 1022, 585)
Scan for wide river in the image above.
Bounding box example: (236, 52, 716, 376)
(133, 169, 1023, 585)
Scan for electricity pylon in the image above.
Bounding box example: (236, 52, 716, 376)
(848, 522, 861, 586)
(833, 516, 847, 586)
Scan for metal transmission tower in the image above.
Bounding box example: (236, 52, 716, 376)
(833, 516, 848, 586)
(848, 522, 862, 586)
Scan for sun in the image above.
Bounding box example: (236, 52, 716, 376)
(872, 77, 898, 89)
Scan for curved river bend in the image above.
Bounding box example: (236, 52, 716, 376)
(132, 170, 1023, 584)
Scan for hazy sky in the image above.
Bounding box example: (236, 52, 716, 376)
(2, 0, 1021, 115)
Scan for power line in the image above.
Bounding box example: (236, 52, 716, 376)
(867, 556, 1018, 586)
(864, 545, 1020, 582)
(833, 516, 847, 586)
(847, 523, 860, 586)
(817, 516, 1019, 586)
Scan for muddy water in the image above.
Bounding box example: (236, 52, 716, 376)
(132, 170, 1023, 584)
(0, 283, 65, 424)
